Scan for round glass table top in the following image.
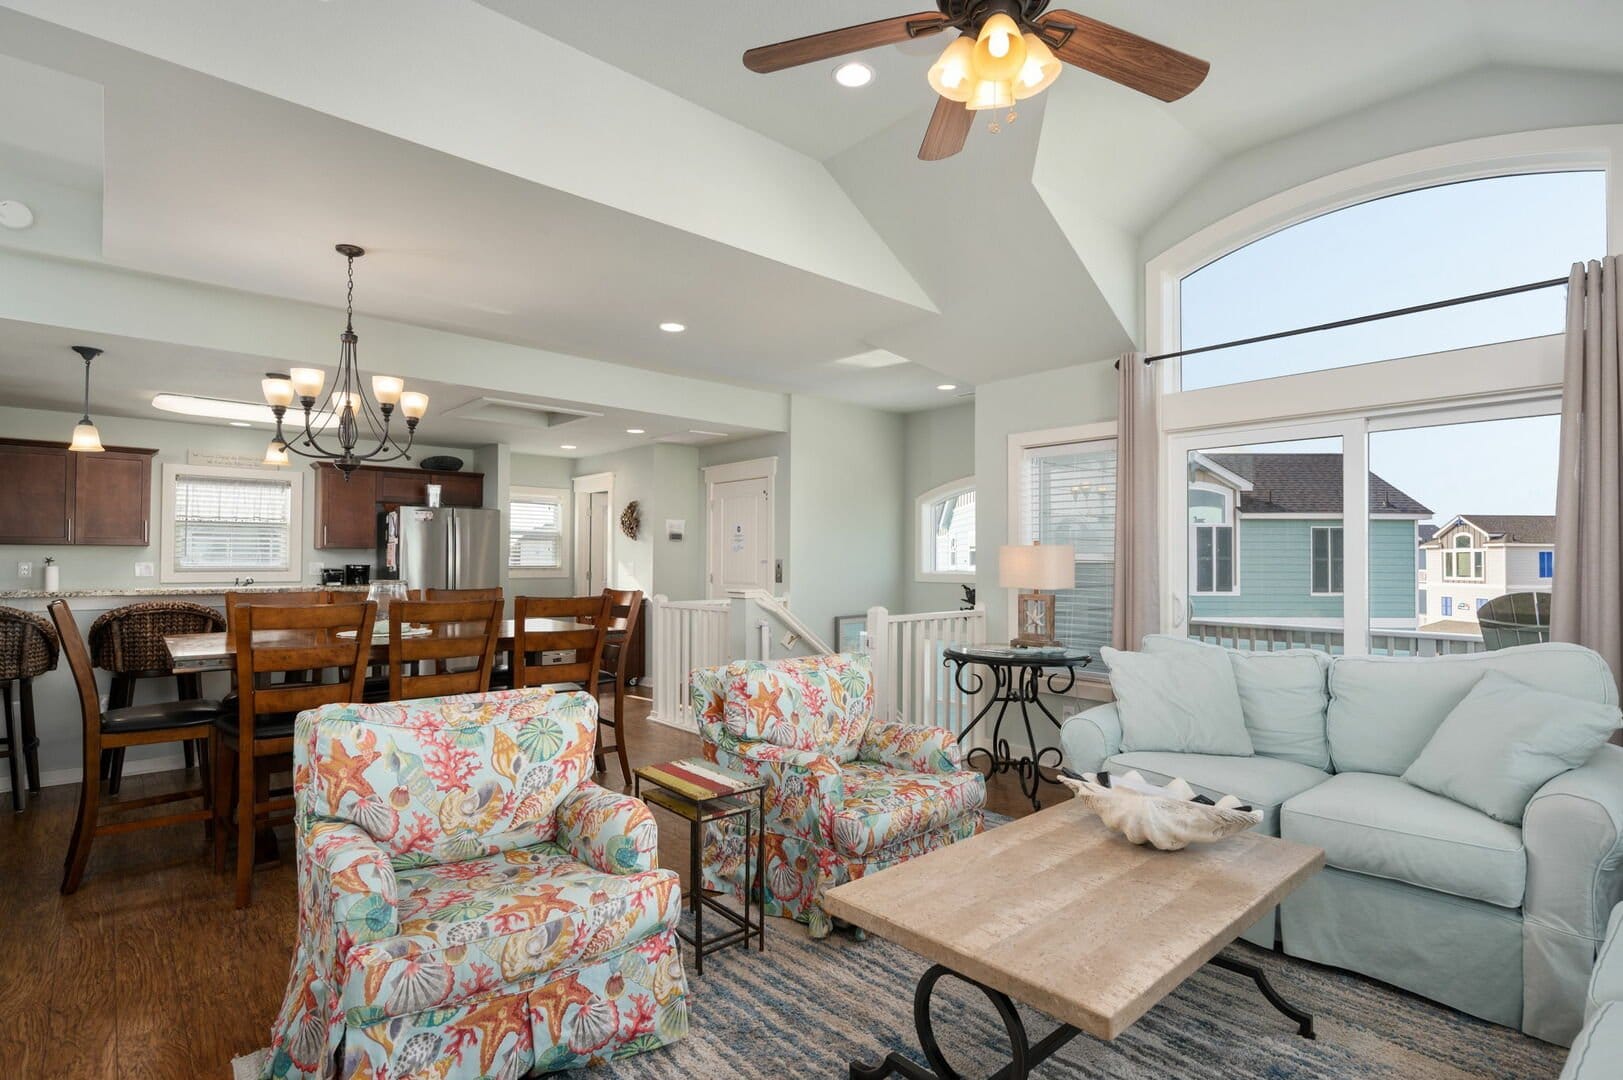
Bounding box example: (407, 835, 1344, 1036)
(942, 644, 1092, 666)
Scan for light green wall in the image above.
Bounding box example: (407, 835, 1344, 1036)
(789, 394, 905, 649)
(506, 451, 574, 600)
(903, 402, 976, 614)
(1189, 518, 1418, 621)
(653, 444, 705, 601)
(697, 432, 791, 599)
(569, 444, 704, 601)
(0, 403, 480, 591)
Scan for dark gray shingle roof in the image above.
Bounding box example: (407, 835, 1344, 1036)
(1204, 453, 1430, 516)
(1443, 515, 1557, 544)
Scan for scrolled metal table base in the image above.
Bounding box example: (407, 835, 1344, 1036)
(946, 654, 1086, 811)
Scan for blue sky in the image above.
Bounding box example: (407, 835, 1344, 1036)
(1182, 171, 1605, 523)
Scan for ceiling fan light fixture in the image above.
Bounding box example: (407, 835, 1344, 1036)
(971, 13, 1026, 82)
(927, 34, 976, 102)
(1013, 32, 1062, 99)
(966, 78, 1014, 111)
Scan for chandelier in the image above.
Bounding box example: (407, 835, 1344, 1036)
(927, 9, 1060, 124)
(260, 244, 428, 477)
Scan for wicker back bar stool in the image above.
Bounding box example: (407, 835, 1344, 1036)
(0, 606, 57, 811)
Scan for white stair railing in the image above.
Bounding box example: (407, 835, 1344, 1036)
(647, 595, 731, 730)
(867, 604, 987, 735)
(732, 589, 835, 656)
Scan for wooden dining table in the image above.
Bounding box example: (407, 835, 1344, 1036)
(162, 617, 598, 674)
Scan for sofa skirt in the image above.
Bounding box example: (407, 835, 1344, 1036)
(1282, 866, 1524, 1030)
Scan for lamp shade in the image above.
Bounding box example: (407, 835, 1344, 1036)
(999, 543, 1074, 590)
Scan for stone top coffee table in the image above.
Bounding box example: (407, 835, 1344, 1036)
(823, 798, 1325, 1080)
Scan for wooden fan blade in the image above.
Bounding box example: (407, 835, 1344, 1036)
(919, 95, 973, 161)
(1036, 10, 1209, 102)
(744, 12, 951, 73)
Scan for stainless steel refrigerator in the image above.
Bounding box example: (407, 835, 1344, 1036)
(378, 507, 503, 590)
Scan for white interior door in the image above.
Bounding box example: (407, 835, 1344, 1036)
(575, 489, 611, 595)
(709, 477, 771, 597)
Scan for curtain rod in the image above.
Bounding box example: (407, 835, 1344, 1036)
(1141, 275, 1569, 365)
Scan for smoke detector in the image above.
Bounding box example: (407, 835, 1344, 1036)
(0, 201, 34, 230)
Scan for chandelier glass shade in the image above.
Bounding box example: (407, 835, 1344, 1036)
(930, 13, 1062, 114)
(260, 244, 428, 478)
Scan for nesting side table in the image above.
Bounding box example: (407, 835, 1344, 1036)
(634, 758, 766, 974)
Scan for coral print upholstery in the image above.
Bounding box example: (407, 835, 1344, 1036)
(264, 688, 688, 1080)
(695, 653, 986, 938)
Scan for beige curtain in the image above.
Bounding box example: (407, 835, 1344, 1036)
(1552, 257, 1623, 684)
(1112, 351, 1160, 649)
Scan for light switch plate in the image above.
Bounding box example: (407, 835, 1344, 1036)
(16, 561, 31, 579)
(134, 562, 155, 578)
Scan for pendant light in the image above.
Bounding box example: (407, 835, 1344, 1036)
(68, 346, 105, 453)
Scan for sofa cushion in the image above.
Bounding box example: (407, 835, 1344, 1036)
(343, 844, 681, 1022)
(1101, 644, 1253, 757)
(1144, 635, 1331, 769)
(1560, 1002, 1623, 1080)
(1326, 643, 1618, 776)
(1107, 751, 1331, 837)
(832, 762, 987, 856)
(723, 653, 874, 763)
(1403, 670, 1621, 824)
(302, 688, 597, 868)
(1281, 772, 1525, 908)
(1591, 905, 1623, 1017)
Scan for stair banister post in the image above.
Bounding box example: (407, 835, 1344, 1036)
(866, 605, 890, 722)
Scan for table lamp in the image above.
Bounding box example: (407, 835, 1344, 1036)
(999, 542, 1075, 647)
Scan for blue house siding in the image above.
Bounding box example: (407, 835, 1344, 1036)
(1190, 518, 1417, 621)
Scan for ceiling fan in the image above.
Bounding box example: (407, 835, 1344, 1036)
(744, 1, 1209, 161)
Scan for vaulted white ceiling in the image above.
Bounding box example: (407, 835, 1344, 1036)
(2, 0, 1622, 418)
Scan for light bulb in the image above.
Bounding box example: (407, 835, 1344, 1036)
(971, 13, 1026, 83)
(371, 375, 404, 406)
(263, 439, 289, 466)
(69, 421, 105, 453)
(261, 376, 296, 409)
(399, 391, 429, 420)
(927, 35, 976, 103)
(289, 367, 326, 399)
(1013, 33, 1061, 99)
(967, 78, 1014, 111)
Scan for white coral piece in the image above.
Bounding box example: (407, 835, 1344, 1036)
(1058, 770, 1263, 851)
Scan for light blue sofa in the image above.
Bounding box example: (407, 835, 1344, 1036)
(1060, 637, 1623, 1046)
(1562, 903, 1623, 1078)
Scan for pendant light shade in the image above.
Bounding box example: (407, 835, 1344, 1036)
(263, 438, 289, 466)
(68, 345, 105, 453)
(971, 13, 1026, 83)
(1013, 33, 1062, 99)
(927, 35, 976, 103)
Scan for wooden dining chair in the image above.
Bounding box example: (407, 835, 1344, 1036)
(49, 599, 221, 894)
(382, 597, 502, 701)
(513, 596, 612, 712)
(226, 589, 332, 686)
(587, 589, 642, 782)
(425, 588, 504, 603)
(215, 600, 374, 908)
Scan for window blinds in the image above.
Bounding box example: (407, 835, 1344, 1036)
(509, 492, 564, 570)
(173, 473, 293, 572)
(1019, 440, 1117, 660)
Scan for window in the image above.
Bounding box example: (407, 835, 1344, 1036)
(1539, 550, 1554, 578)
(161, 463, 302, 583)
(1311, 527, 1345, 595)
(1016, 434, 1115, 663)
(509, 487, 567, 576)
(1441, 596, 1453, 617)
(1188, 482, 1235, 595)
(916, 479, 976, 580)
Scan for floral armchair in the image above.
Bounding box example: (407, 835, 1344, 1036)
(263, 688, 688, 1080)
(693, 653, 986, 938)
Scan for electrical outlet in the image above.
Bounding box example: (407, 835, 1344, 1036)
(134, 562, 155, 578)
(310, 563, 324, 581)
(16, 561, 31, 579)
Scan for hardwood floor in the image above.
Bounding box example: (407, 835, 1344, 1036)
(0, 693, 1048, 1078)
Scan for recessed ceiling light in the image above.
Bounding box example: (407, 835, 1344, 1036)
(658, 322, 686, 334)
(834, 61, 875, 89)
(626, 428, 646, 435)
(560, 444, 577, 450)
(0, 201, 34, 230)
(937, 384, 958, 391)
(229, 420, 252, 427)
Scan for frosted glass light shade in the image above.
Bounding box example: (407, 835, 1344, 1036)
(69, 421, 105, 453)
(263, 439, 289, 466)
(399, 391, 429, 419)
(1013, 33, 1061, 99)
(927, 35, 976, 102)
(262, 376, 296, 408)
(999, 543, 1075, 590)
(371, 375, 404, 406)
(971, 13, 1026, 82)
(289, 367, 326, 398)
(966, 78, 1014, 111)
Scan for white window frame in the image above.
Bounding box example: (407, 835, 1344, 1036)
(1149, 126, 1619, 653)
(1187, 480, 1239, 596)
(1442, 529, 1486, 583)
(508, 485, 570, 579)
(915, 476, 977, 582)
(160, 462, 303, 584)
(1309, 525, 1345, 597)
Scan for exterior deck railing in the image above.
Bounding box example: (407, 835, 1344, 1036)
(1188, 619, 1485, 657)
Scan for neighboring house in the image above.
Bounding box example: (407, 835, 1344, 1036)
(1188, 453, 1430, 626)
(1418, 515, 1555, 628)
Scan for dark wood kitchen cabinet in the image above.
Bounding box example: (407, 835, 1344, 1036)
(0, 438, 155, 546)
(313, 463, 485, 549)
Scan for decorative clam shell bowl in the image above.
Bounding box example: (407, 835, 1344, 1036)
(1058, 770, 1263, 851)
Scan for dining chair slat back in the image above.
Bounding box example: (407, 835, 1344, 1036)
(388, 598, 502, 700)
(513, 594, 612, 693)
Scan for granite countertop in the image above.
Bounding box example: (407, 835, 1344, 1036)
(0, 585, 375, 600)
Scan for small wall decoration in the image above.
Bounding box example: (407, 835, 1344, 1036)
(620, 500, 641, 540)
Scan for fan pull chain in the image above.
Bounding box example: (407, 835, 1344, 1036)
(987, 108, 1018, 135)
